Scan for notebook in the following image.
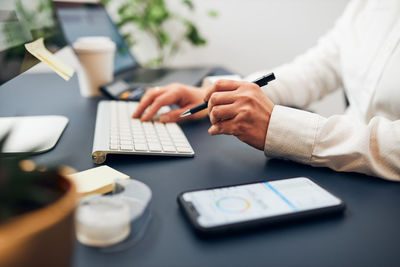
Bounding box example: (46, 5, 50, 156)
(67, 165, 129, 196)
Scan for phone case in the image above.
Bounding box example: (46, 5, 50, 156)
(177, 178, 346, 235)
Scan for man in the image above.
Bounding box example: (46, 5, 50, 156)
(133, 0, 400, 181)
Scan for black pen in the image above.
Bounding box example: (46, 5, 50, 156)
(180, 72, 275, 118)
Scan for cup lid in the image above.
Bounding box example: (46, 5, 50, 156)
(73, 36, 116, 53)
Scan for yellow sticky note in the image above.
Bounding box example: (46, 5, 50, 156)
(25, 38, 75, 81)
(67, 166, 130, 197)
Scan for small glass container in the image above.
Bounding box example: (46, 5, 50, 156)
(75, 196, 131, 247)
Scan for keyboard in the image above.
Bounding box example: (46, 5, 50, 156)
(92, 101, 194, 164)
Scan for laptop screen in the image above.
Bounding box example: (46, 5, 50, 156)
(54, 2, 137, 74)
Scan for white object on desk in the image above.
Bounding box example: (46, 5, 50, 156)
(0, 115, 68, 154)
(75, 179, 152, 247)
(76, 196, 131, 247)
(92, 101, 194, 164)
(73, 37, 116, 97)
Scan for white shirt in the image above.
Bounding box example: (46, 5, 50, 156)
(247, 0, 400, 181)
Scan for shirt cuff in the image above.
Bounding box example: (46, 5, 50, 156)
(264, 105, 323, 163)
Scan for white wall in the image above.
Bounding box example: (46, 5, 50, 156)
(116, 0, 350, 115)
(165, 0, 349, 75)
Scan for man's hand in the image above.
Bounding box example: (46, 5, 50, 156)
(132, 83, 207, 122)
(204, 80, 275, 150)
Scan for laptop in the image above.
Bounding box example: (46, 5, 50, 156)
(54, 1, 212, 99)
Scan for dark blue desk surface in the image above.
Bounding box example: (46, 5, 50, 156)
(1, 70, 400, 267)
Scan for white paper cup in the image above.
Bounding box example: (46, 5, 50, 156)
(73, 37, 116, 97)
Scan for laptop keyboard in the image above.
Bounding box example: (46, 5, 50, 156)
(92, 101, 194, 164)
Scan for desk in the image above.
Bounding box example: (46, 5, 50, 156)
(1, 69, 400, 267)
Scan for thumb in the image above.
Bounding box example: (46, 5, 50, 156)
(160, 108, 187, 123)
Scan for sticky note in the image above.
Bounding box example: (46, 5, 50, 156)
(24, 38, 75, 80)
(67, 165, 130, 197)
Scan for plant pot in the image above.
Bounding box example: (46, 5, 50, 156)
(0, 173, 77, 267)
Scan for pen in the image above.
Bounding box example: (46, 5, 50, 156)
(180, 72, 275, 117)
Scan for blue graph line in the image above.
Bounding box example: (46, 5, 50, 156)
(264, 182, 297, 211)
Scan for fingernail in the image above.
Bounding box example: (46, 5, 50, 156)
(208, 126, 216, 135)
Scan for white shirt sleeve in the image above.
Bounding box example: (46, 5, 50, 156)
(260, 0, 400, 181)
(246, 1, 360, 108)
(265, 106, 400, 181)
(262, 27, 342, 108)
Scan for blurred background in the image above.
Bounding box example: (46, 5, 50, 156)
(112, 0, 350, 116)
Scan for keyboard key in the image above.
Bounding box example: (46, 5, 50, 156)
(103, 101, 194, 157)
(134, 144, 148, 151)
(147, 138, 159, 144)
(159, 135, 171, 141)
(176, 146, 192, 153)
(161, 140, 173, 146)
(119, 135, 132, 141)
(149, 144, 162, 152)
(134, 140, 147, 145)
(120, 140, 133, 145)
(132, 132, 144, 137)
(153, 122, 164, 128)
(172, 137, 187, 143)
(148, 140, 161, 145)
(121, 144, 133, 151)
(174, 141, 189, 147)
(162, 145, 176, 152)
(110, 136, 119, 142)
(110, 144, 119, 150)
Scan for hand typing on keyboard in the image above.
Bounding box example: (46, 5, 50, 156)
(92, 101, 195, 164)
(132, 83, 207, 123)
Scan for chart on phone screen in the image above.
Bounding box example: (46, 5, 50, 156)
(182, 177, 341, 227)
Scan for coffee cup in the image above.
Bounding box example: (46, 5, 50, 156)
(73, 37, 115, 97)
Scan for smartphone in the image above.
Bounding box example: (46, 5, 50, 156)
(178, 177, 345, 234)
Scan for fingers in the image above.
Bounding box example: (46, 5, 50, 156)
(159, 108, 187, 123)
(132, 86, 163, 119)
(133, 83, 207, 122)
(204, 80, 241, 102)
(209, 103, 237, 124)
(140, 92, 177, 121)
(208, 119, 236, 136)
(207, 91, 236, 109)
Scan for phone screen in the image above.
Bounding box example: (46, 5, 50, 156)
(182, 177, 342, 228)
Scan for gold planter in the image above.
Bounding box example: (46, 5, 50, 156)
(0, 174, 77, 267)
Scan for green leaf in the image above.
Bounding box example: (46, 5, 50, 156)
(146, 57, 163, 68)
(117, 15, 140, 27)
(182, 0, 194, 10)
(122, 33, 136, 47)
(103, 0, 216, 66)
(185, 22, 206, 46)
(208, 10, 218, 18)
(147, 3, 169, 23)
(100, 0, 112, 5)
(117, 3, 130, 16)
(159, 30, 170, 45)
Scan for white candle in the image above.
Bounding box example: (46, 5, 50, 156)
(76, 196, 131, 247)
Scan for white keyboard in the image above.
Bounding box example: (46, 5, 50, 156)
(92, 101, 194, 164)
